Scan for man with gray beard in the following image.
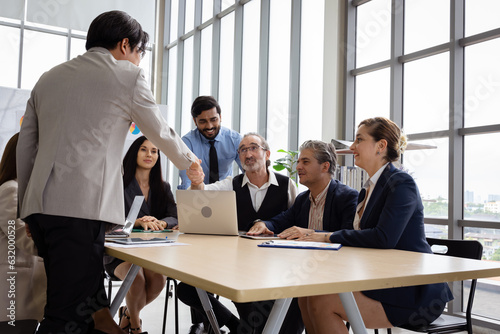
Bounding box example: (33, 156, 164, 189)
(178, 132, 302, 334)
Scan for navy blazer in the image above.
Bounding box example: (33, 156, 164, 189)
(331, 163, 430, 252)
(331, 163, 453, 326)
(265, 179, 358, 233)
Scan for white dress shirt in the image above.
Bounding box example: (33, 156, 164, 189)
(353, 163, 389, 230)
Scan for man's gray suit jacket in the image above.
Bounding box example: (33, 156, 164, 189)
(17, 47, 196, 225)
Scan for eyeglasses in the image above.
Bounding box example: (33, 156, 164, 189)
(237, 145, 266, 154)
(137, 46, 146, 59)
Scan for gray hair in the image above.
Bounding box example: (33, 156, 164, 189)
(299, 140, 337, 176)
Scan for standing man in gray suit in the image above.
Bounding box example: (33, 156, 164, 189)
(17, 11, 199, 334)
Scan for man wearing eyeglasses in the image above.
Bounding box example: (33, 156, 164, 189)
(17, 10, 199, 334)
(178, 132, 302, 334)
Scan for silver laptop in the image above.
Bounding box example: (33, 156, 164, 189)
(176, 190, 239, 236)
(105, 195, 144, 238)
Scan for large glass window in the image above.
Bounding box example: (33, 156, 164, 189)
(181, 37, 194, 136)
(218, 12, 235, 127)
(167, 46, 178, 126)
(464, 38, 500, 128)
(355, 68, 390, 126)
(298, 0, 325, 144)
(404, 0, 449, 54)
(464, 227, 500, 319)
(355, 0, 391, 68)
(164, 0, 336, 190)
(170, 0, 179, 42)
(403, 53, 450, 134)
(0, 25, 20, 88)
(70, 37, 86, 59)
(222, 0, 234, 12)
(185, 0, 195, 33)
(404, 137, 449, 219)
(202, 0, 214, 23)
(199, 26, 213, 96)
(346, 1, 500, 326)
(464, 133, 500, 222)
(21, 30, 67, 89)
(267, 0, 291, 154)
(240, 0, 260, 135)
(465, 0, 500, 37)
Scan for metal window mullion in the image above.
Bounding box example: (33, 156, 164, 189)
(390, 0, 404, 126)
(23, 24, 68, 36)
(17, 20, 25, 88)
(67, 29, 72, 61)
(192, 0, 203, 99)
(406, 130, 450, 141)
(171, 0, 187, 190)
(448, 0, 465, 315)
(0, 20, 21, 28)
(449, 0, 465, 240)
(459, 27, 500, 47)
(232, 2, 244, 133)
(399, 42, 450, 64)
(176, 0, 187, 134)
(343, 1, 357, 167)
(351, 60, 391, 76)
(288, 0, 301, 152)
(211, 0, 222, 99)
(161, 0, 172, 104)
(459, 124, 500, 136)
(150, 0, 159, 94)
(216, 3, 237, 19)
(458, 220, 500, 229)
(257, 0, 270, 137)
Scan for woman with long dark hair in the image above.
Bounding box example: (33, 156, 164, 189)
(105, 136, 177, 334)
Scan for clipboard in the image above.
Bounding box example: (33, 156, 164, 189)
(258, 240, 342, 250)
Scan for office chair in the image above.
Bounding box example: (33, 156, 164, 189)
(398, 237, 483, 334)
(105, 272, 179, 334)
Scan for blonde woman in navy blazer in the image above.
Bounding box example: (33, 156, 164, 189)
(298, 117, 453, 333)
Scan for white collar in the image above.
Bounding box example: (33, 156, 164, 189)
(241, 167, 278, 188)
(364, 162, 389, 189)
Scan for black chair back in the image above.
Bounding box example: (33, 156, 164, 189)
(426, 237, 483, 261)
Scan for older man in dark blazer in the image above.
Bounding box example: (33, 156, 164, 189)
(248, 140, 358, 238)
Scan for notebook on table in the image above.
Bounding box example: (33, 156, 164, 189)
(110, 237, 174, 245)
(238, 232, 281, 240)
(105, 195, 144, 239)
(176, 190, 239, 236)
(258, 240, 342, 250)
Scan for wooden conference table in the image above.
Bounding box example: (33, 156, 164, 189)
(105, 232, 500, 334)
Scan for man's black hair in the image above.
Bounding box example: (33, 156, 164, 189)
(191, 96, 221, 118)
(86, 10, 149, 57)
